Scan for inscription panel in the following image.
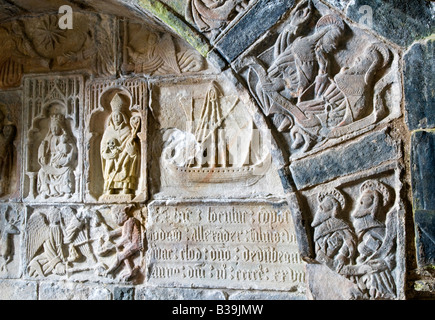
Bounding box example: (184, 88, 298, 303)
(147, 201, 305, 291)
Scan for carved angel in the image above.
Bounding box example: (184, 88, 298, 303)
(27, 210, 67, 277)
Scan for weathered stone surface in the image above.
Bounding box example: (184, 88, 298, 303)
(114, 286, 135, 300)
(306, 264, 361, 300)
(0, 204, 22, 279)
(415, 210, 435, 267)
(146, 200, 306, 291)
(411, 131, 435, 211)
(215, 0, 296, 62)
(39, 282, 112, 300)
(404, 40, 435, 131)
(0, 279, 37, 300)
(136, 287, 226, 300)
(290, 130, 400, 190)
(346, 0, 435, 47)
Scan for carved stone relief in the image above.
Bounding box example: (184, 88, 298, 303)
(185, 0, 256, 40)
(0, 12, 116, 89)
(0, 204, 22, 279)
(238, 0, 402, 160)
(0, 91, 20, 201)
(121, 20, 208, 76)
(149, 77, 283, 199)
(24, 204, 146, 283)
(147, 201, 305, 291)
(301, 163, 404, 299)
(22, 74, 83, 202)
(85, 78, 147, 203)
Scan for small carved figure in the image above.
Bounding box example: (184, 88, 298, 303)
(37, 111, 76, 199)
(104, 205, 143, 281)
(350, 180, 396, 299)
(0, 109, 16, 196)
(311, 189, 356, 274)
(0, 207, 20, 273)
(101, 94, 140, 197)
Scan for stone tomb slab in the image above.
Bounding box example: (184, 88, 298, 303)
(146, 200, 305, 291)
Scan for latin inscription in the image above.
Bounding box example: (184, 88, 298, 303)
(147, 202, 305, 291)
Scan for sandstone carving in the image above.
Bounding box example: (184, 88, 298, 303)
(23, 75, 83, 202)
(0, 206, 21, 274)
(147, 201, 305, 291)
(85, 78, 147, 203)
(122, 21, 205, 75)
(25, 205, 145, 283)
(37, 112, 76, 199)
(161, 81, 271, 186)
(186, 0, 253, 39)
(0, 13, 116, 89)
(311, 179, 398, 299)
(243, 0, 400, 156)
(101, 94, 140, 199)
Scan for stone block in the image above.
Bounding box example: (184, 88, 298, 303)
(228, 290, 306, 300)
(414, 210, 435, 267)
(136, 287, 226, 300)
(215, 0, 296, 62)
(290, 130, 399, 190)
(411, 131, 435, 211)
(39, 282, 112, 300)
(114, 286, 135, 300)
(346, 0, 434, 47)
(404, 40, 435, 131)
(0, 279, 37, 300)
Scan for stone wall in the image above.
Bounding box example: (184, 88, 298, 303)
(0, 0, 433, 300)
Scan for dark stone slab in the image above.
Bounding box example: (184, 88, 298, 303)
(114, 287, 135, 300)
(290, 130, 399, 190)
(404, 40, 435, 131)
(411, 131, 435, 211)
(215, 0, 295, 62)
(346, 0, 434, 47)
(415, 210, 435, 267)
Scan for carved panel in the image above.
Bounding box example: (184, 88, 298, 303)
(23, 204, 146, 283)
(184, 0, 256, 41)
(0, 204, 22, 279)
(22, 74, 83, 202)
(301, 163, 404, 299)
(146, 201, 305, 291)
(0, 13, 116, 89)
(0, 91, 21, 201)
(85, 78, 147, 203)
(238, 0, 402, 160)
(149, 77, 283, 199)
(121, 20, 208, 76)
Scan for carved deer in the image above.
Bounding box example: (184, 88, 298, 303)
(0, 208, 21, 272)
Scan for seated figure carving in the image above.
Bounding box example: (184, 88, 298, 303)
(100, 93, 140, 199)
(37, 111, 76, 199)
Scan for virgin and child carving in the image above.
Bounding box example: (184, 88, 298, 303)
(37, 110, 76, 199)
(244, 0, 396, 154)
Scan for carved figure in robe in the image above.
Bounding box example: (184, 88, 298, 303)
(37, 112, 76, 199)
(101, 94, 140, 196)
(311, 189, 356, 275)
(292, 42, 391, 147)
(0, 109, 16, 196)
(104, 205, 143, 281)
